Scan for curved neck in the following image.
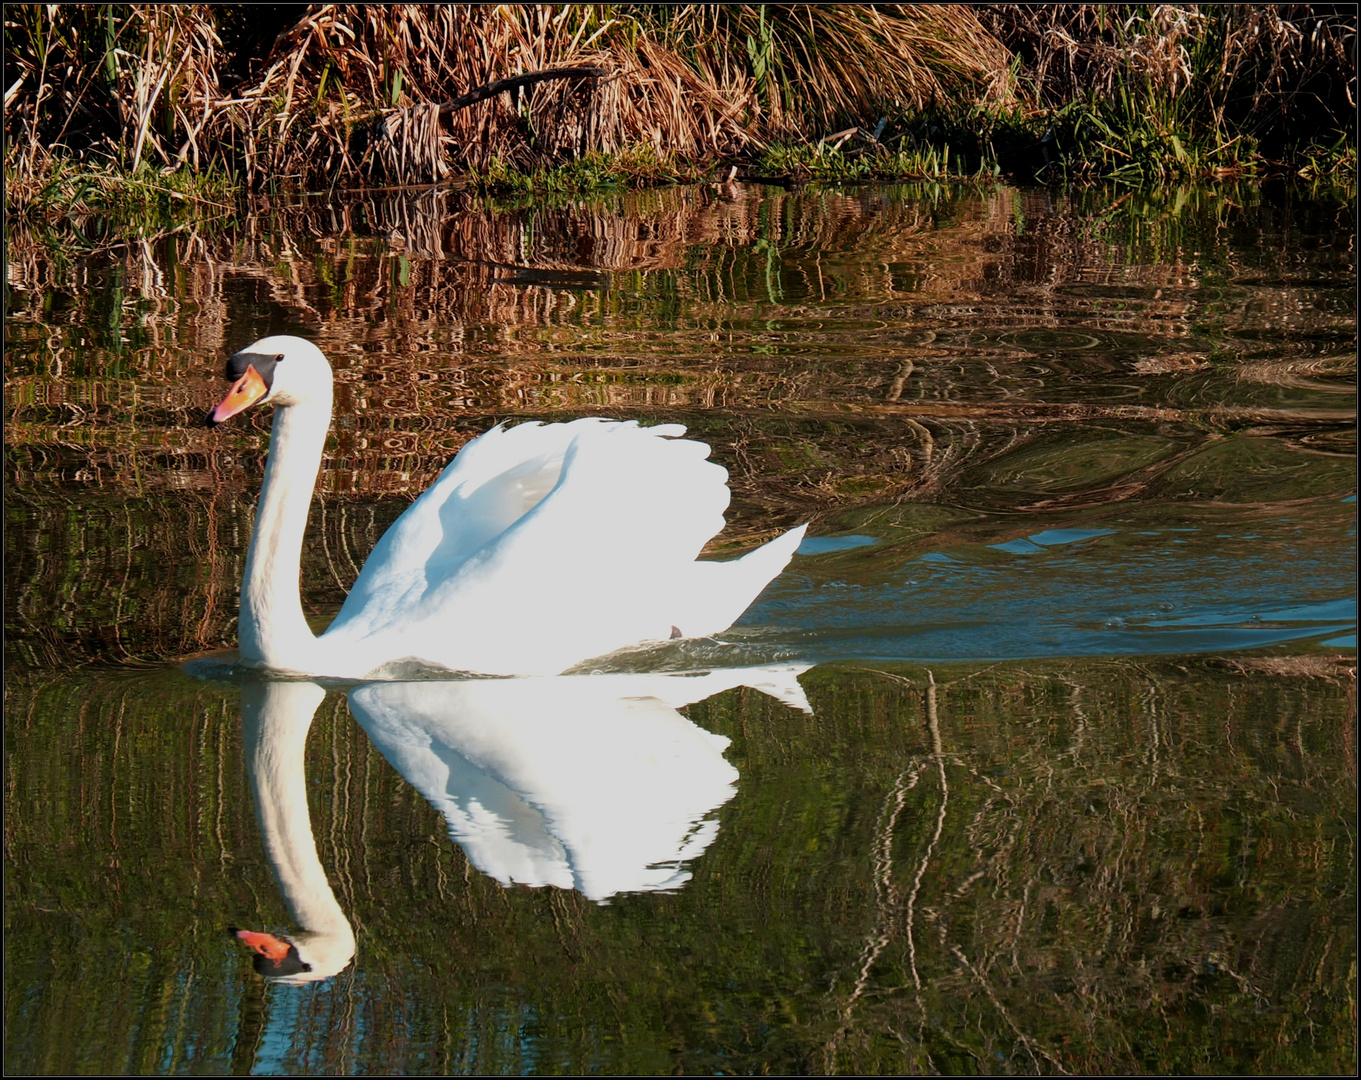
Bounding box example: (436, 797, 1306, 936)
(241, 682, 356, 953)
(239, 394, 331, 669)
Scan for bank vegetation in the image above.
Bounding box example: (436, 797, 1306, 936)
(3, 3, 1356, 216)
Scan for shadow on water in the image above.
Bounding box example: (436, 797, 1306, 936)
(3, 180, 1356, 1073)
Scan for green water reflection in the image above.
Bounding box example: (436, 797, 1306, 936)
(4, 660, 1354, 1074)
(4, 180, 1356, 1073)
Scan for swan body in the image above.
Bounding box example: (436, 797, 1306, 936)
(211, 336, 806, 678)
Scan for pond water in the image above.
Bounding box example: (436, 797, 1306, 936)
(5, 181, 1356, 1074)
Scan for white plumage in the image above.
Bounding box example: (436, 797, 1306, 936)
(349, 668, 810, 899)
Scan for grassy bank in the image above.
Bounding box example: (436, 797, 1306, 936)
(4, 4, 1355, 213)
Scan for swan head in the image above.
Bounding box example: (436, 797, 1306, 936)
(208, 335, 331, 425)
(230, 926, 355, 985)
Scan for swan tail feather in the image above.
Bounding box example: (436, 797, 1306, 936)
(676, 523, 807, 639)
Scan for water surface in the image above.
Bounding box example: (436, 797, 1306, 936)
(4, 181, 1356, 1073)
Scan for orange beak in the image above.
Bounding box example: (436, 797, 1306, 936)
(209, 365, 269, 425)
(233, 929, 292, 961)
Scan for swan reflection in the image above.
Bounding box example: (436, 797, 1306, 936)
(232, 668, 809, 980)
(235, 680, 355, 984)
(348, 667, 811, 901)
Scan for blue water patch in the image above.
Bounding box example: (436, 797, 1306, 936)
(1142, 598, 1356, 628)
(797, 534, 878, 555)
(742, 518, 1356, 663)
(1027, 528, 1117, 546)
(990, 528, 1115, 554)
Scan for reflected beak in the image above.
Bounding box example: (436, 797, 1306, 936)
(231, 928, 292, 961)
(209, 365, 268, 426)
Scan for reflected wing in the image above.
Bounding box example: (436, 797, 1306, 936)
(348, 676, 741, 900)
(631, 664, 814, 713)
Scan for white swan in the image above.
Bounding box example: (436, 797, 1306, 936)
(209, 335, 806, 678)
(231, 681, 355, 984)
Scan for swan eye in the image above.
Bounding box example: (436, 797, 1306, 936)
(223, 350, 287, 397)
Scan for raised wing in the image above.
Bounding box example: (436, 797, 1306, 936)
(321, 419, 748, 674)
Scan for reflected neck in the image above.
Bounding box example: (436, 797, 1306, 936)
(243, 682, 355, 949)
(239, 396, 331, 670)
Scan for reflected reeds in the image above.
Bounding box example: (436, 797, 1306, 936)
(8, 183, 1352, 486)
(5, 182, 1355, 667)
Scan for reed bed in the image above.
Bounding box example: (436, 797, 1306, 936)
(7, 4, 1352, 212)
(5, 4, 1011, 202)
(976, 4, 1357, 181)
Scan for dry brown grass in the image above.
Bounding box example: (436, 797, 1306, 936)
(234, 4, 1018, 185)
(4, 6, 227, 178)
(6, 4, 1355, 201)
(5, 4, 1016, 194)
(227, 4, 761, 186)
(655, 5, 1015, 133)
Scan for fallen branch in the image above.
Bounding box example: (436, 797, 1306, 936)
(437, 66, 608, 117)
(366, 65, 610, 184)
